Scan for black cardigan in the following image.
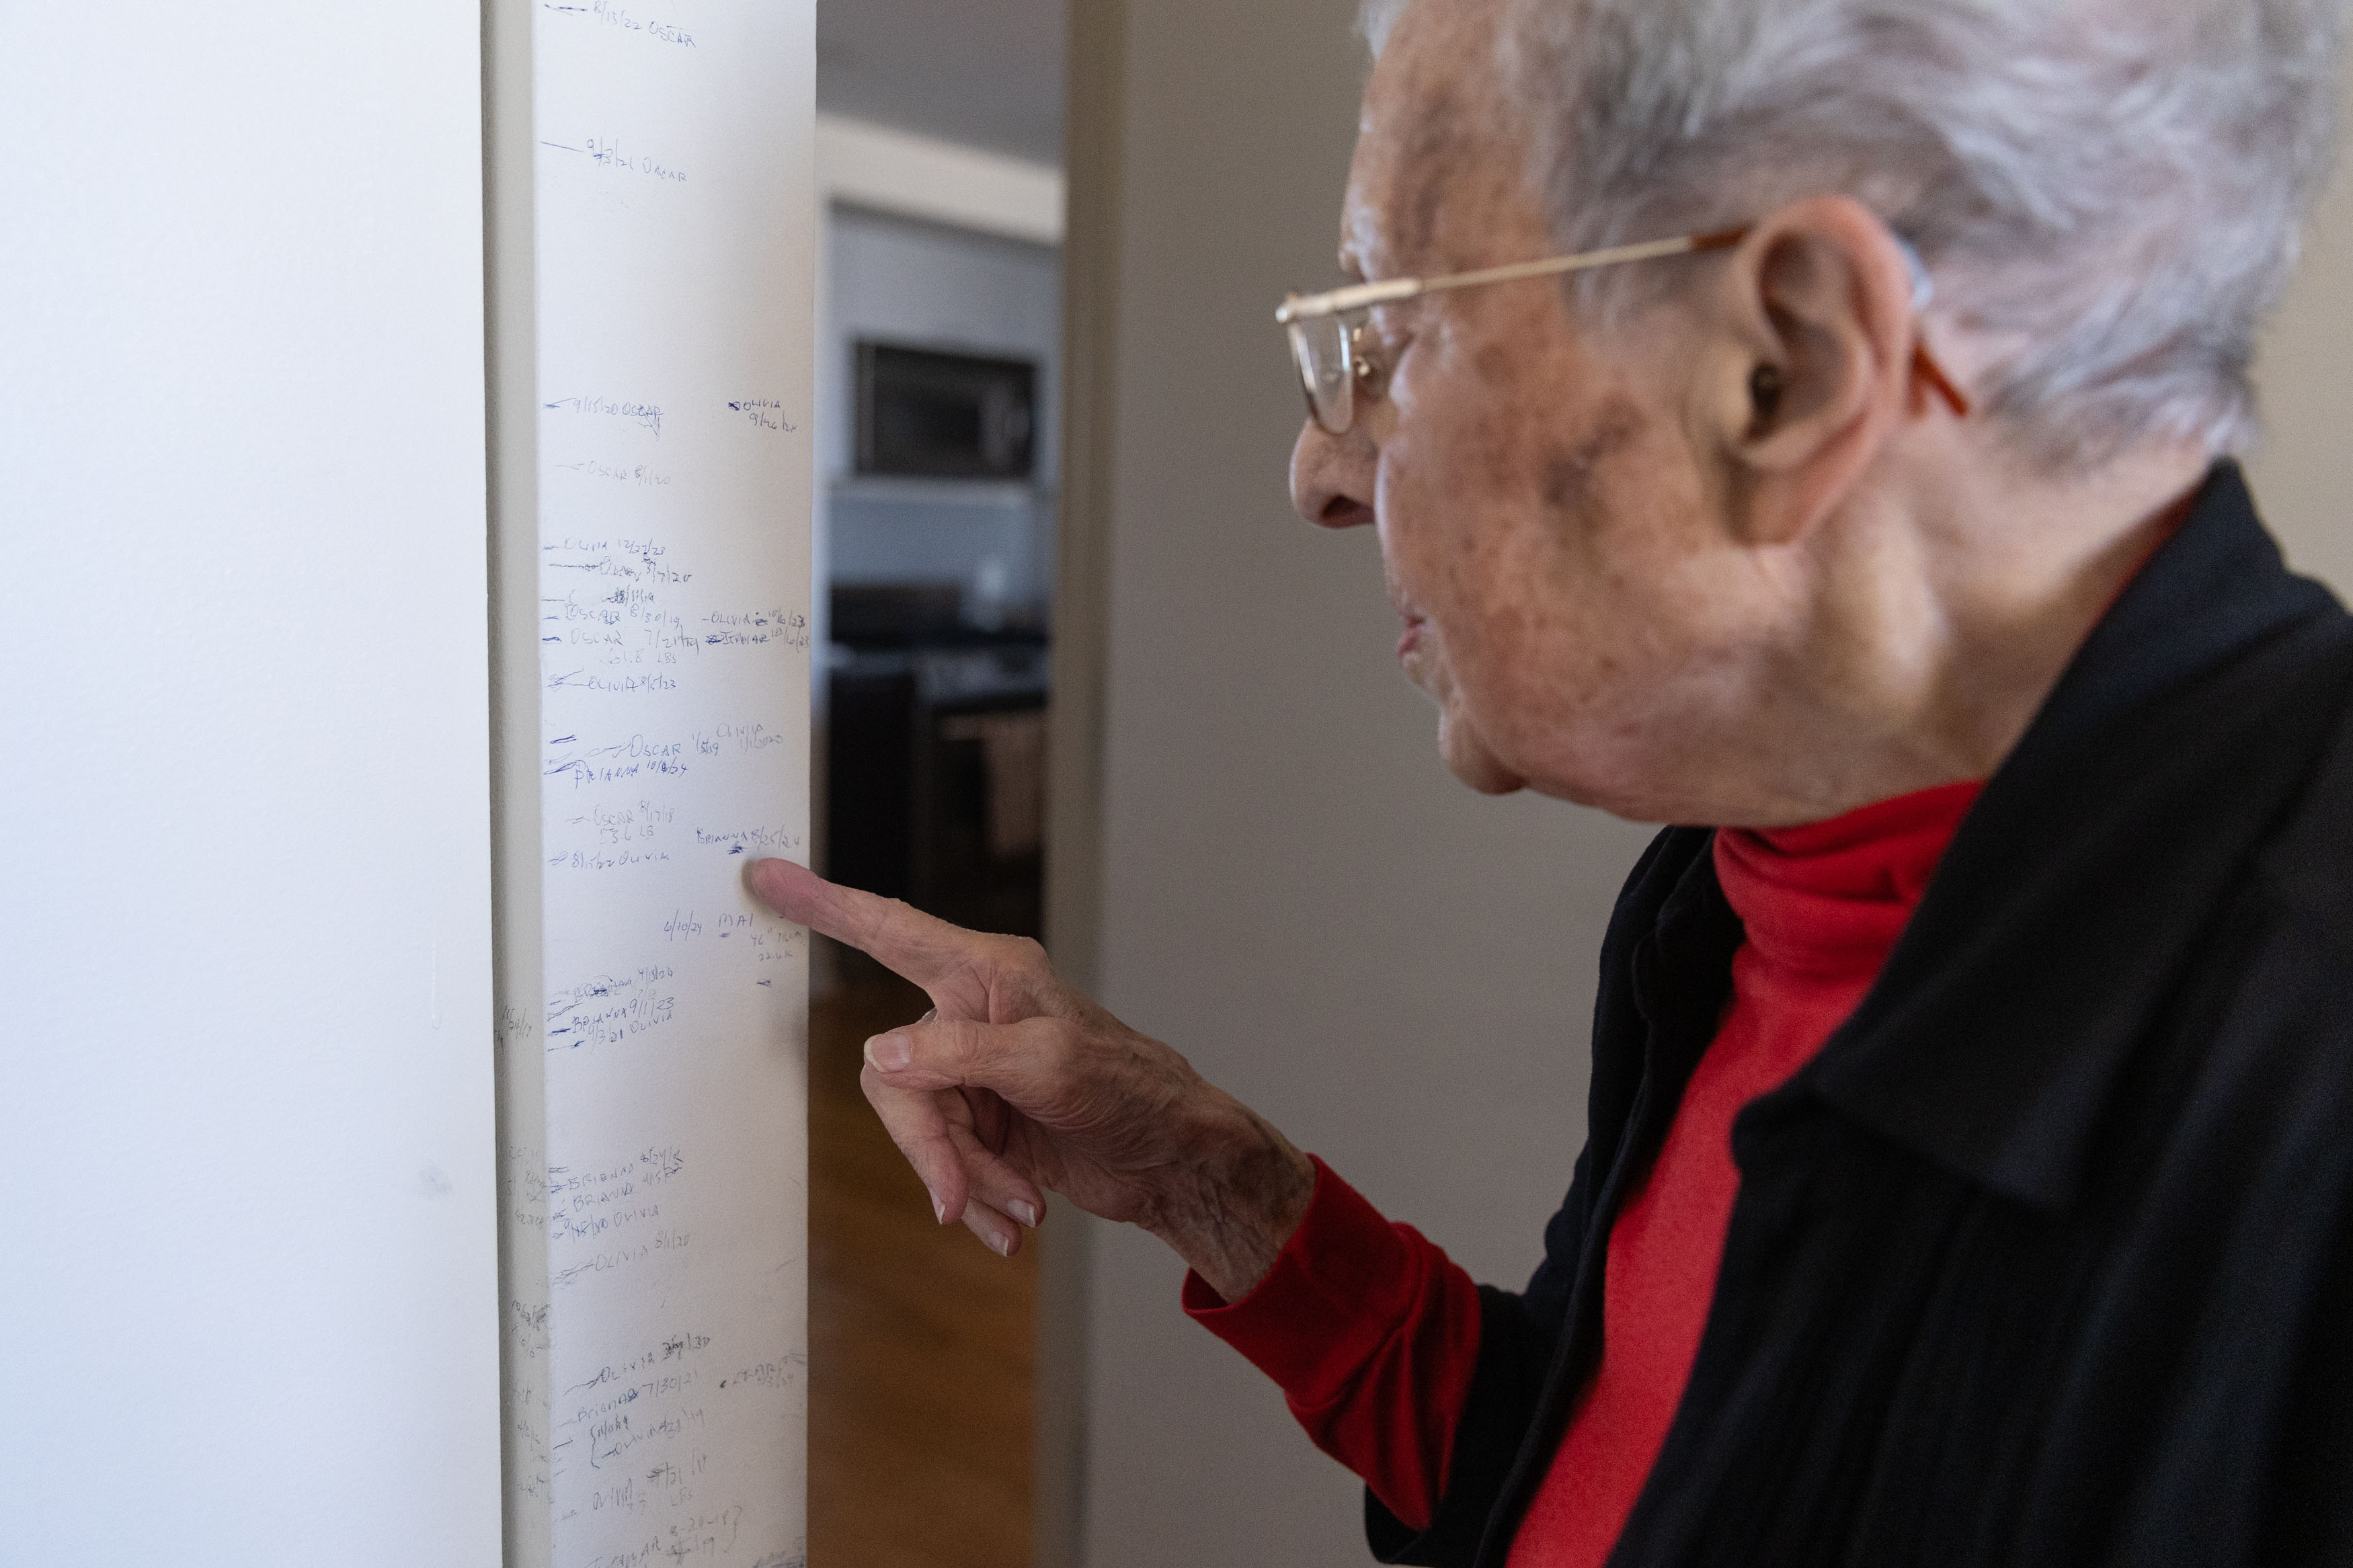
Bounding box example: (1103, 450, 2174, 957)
(1371, 463, 2353, 1567)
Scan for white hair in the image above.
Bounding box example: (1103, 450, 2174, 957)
(1364, 0, 2349, 468)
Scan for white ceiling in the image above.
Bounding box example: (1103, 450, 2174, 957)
(816, 0, 1068, 168)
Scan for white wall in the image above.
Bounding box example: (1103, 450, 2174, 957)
(0, 6, 500, 1564)
(1068, 4, 2353, 1564)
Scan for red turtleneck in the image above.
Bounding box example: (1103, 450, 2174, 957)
(1187, 782, 1982, 1559)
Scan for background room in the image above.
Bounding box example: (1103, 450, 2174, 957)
(13, 1, 2353, 1565)
(804, 3, 1066, 1566)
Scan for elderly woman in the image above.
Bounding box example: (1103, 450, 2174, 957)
(758, 0, 2353, 1561)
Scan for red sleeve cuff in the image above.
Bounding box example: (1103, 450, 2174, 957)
(1181, 1155, 1484, 1533)
(1183, 1155, 1424, 1409)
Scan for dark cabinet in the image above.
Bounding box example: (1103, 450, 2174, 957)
(827, 638, 1049, 940)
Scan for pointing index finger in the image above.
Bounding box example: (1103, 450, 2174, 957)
(746, 858, 988, 991)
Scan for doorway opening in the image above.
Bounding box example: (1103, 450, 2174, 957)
(806, 5, 1068, 1562)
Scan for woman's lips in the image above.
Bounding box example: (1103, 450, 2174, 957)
(1397, 616, 1427, 660)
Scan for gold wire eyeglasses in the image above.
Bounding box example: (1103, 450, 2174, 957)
(1275, 224, 1972, 436)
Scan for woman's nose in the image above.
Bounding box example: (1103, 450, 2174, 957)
(1289, 416, 1378, 530)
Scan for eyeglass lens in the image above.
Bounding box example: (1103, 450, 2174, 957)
(1288, 315, 1354, 435)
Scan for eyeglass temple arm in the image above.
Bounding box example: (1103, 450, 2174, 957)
(1913, 345, 1972, 419)
(1276, 222, 1972, 418)
(1275, 228, 1750, 325)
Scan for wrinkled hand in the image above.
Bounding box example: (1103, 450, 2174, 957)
(748, 858, 1314, 1299)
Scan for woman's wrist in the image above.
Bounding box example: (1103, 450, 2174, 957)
(1147, 1091, 1318, 1303)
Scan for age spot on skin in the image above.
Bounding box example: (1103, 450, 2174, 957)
(1542, 397, 1644, 518)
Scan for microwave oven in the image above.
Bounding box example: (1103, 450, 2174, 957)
(854, 341, 1037, 481)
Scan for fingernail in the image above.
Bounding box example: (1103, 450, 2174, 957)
(1009, 1200, 1040, 1228)
(989, 1229, 1014, 1258)
(867, 1032, 913, 1071)
(929, 1190, 947, 1224)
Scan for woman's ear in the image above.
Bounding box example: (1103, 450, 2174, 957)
(1712, 196, 1921, 546)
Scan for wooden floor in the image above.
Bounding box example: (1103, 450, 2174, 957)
(808, 946, 1037, 1567)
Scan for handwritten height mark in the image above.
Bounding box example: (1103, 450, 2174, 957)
(543, 733, 690, 790)
(700, 606, 811, 653)
(694, 823, 804, 856)
(549, 669, 680, 696)
(556, 457, 671, 488)
(726, 398, 797, 434)
(577, 135, 688, 183)
(544, 394, 663, 437)
(542, 0, 699, 46)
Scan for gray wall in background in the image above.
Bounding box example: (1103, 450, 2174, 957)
(817, 0, 1066, 165)
(1062, 3, 2352, 1564)
(2246, 66, 2353, 593)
